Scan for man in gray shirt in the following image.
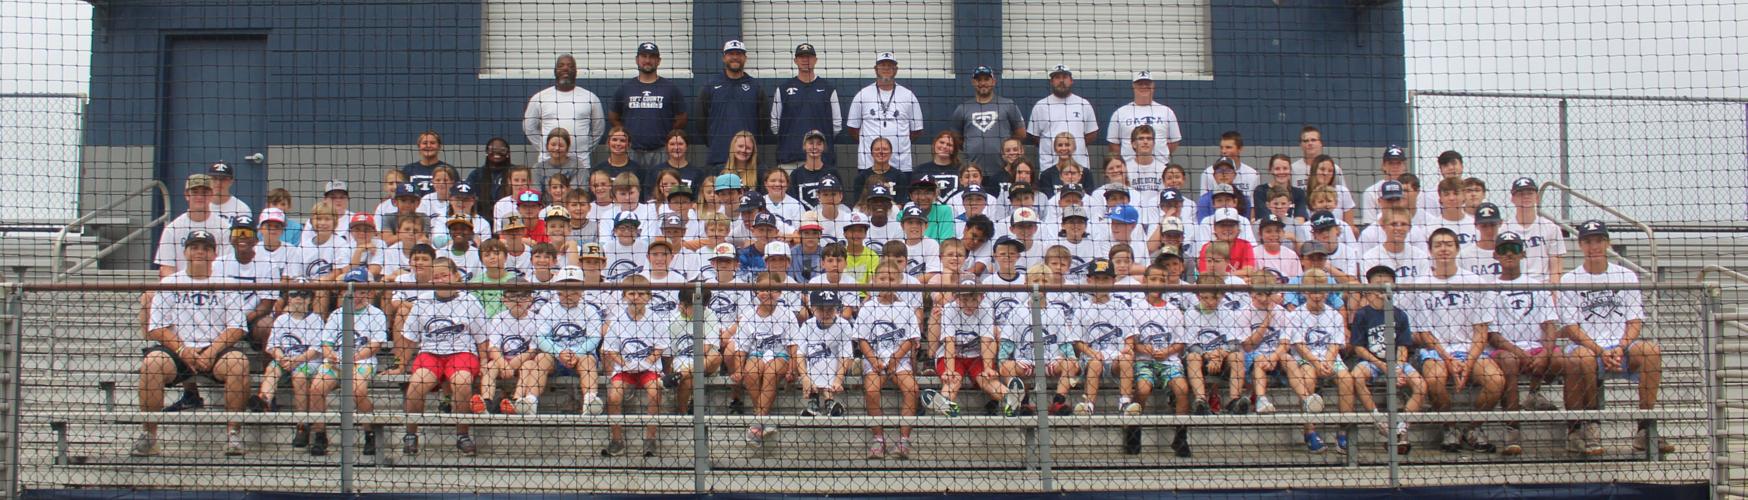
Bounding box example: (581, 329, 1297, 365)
(949, 65, 1026, 175)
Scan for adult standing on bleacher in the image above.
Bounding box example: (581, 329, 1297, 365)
(848, 52, 925, 174)
(770, 43, 843, 174)
(696, 40, 769, 171)
(1106, 70, 1181, 165)
(523, 54, 605, 165)
(610, 42, 688, 170)
(949, 65, 1027, 177)
(1028, 65, 1099, 190)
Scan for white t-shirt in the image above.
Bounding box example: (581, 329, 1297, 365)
(856, 299, 922, 360)
(1502, 215, 1569, 280)
(796, 317, 854, 376)
(1406, 270, 1496, 356)
(846, 84, 926, 171)
(1183, 306, 1240, 352)
(1045, 233, 1098, 284)
(1077, 297, 1135, 358)
(1457, 244, 1503, 279)
(322, 305, 390, 366)
(734, 306, 797, 356)
(1411, 214, 1479, 250)
(536, 300, 609, 355)
(1106, 102, 1182, 163)
(1558, 263, 1644, 347)
(1493, 274, 1559, 350)
(1288, 307, 1347, 358)
(939, 304, 996, 359)
(402, 293, 487, 355)
(1199, 162, 1260, 195)
(149, 272, 245, 349)
(523, 85, 606, 163)
(269, 313, 328, 369)
(1361, 243, 1433, 281)
(439, 246, 484, 282)
(1237, 303, 1288, 354)
(902, 238, 943, 276)
(213, 251, 282, 307)
(154, 213, 232, 270)
(602, 237, 650, 282)
(211, 197, 253, 228)
(1132, 304, 1186, 363)
(296, 232, 355, 280)
(1027, 93, 1099, 171)
(487, 309, 543, 358)
(605, 308, 671, 373)
(640, 270, 687, 316)
(979, 269, 1029, 331)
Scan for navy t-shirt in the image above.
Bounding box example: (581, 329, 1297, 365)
(612, 77, 688, 151)
(595, 160, 647, 196)
(400, 161, 450, 197)
(913, 161, 960, 204)
(1348, 305, 1414, 363)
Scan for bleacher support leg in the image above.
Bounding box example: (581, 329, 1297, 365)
(1030, 286, 1053, 492)
(1383, 286, 1400, 489)
(338, 284, 356, 494)
(691, 283, 708, 494)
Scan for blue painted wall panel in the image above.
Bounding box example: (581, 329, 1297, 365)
(86, 0, 1406, 150)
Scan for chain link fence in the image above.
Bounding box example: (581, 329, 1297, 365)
(0, 280, 1716, 495)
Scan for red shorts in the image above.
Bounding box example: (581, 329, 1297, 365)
(935, 357, 987, 379)
(612, 371, 662, 387)
(413, 352, 480, 380)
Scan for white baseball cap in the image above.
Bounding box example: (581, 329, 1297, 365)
(258, 207, 287, 224)
(1213, 207, 1243, 223)
(1132, 70, 1153, 82)
(710, 242, 738, 261)
(844, 211, 871, 229)
(764, 241, 791, 257)
(875, 52, 897, 64)
(1159, 216, 1184, 234)
(722, 40, 747, 53)
(1011, 207, 1041, 225)
(552, 266, 586, 283)
(1049, 64, 1072, 76)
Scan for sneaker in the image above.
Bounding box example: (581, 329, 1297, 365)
(1254, 395, 1276, 414)
(893, 439, 911, 460)
(498, 398, 517, 415)
(1582, 421, 1605, 456)
(1192, 398, 1212, 416)
(1171, 428, 1192, 458)
(583, 392, 604, 416)
(1073, 397, 1094, 416)
(163, 391, 205, 412)
(438, 393, 451, 413)
(308, 431, 329, 456)
(1303, 393, 1325, 413)
(984, 400, 1001, 416)
(1224, 396, 1250, 415)
(728, 398, 746, 415)
(1440, 425, 1462, 453)
(129, 432, 159, 457)
(802, 395, 821, 417)
(759, 425, 777, 444)
(1305, 431, 1327, 454)
(1334, 433, 1349, 455)
(1050, 394, 1071, 416)
(1464, 427, 1497, 453)
(642, 439, 658, 457)
(1123, 426, 1143, 455)
(515, 395, 538, 415)
(292, 425, 310, 448)
(1502, 425, 1523, 456)
(825, 399, 845, 417)
(744, 425, 763, 447)
(247, 394, 272, 413)
(1121, 401, 1143, 416)
(1373, 410, 1389, 438)
(456, 434, 477, 456)
(868, 439, 887, 460)
(602, 439, 626, 457)
(469, 395, 488, 414)
(363, 429, 378, 456)
(225, 430, 245, 456)
(1524, 391, 1558, 411)
(1395, 428, 1412, 456)
(1565, 424, 1586, 454)
(661, 372, 680, 389)
(1635, 426, 1677, 453)
(1003, 378, 1026, 416)
(402, 432, 419, 455)
(922, 390, 958, 417)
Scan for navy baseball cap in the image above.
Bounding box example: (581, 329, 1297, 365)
(1382, 145, 1407, 161)
(1058, 183, 1085, 197)
(1159, 188, 1183, 205)
(1495, 231, 1526, 252)
(972, 65, 995, 78)
(993, 235, 1026, 252)
(900, 204, 927, 222)
(794, 43, 816, 57)
(1475, 202, 1503, 224)
(1259, 213, 1286, 228)
(961, 184, 988, 198)
(638, 42, 660, 56)
(1086, 258, 1115, 278)
(1210, 183, 1239, 199)
(909, 178, 938, 192)
(1213, 157, 1236, 170)
(1577, 219, 1609, 239)
(1310, 211, 1339, 230)
(395, 182, 419, 198)
(1380, 181, 1405, 200)
(867, 184, 894, 201)
(1511, 177, 1538, 193)
(343, 266, 373, 283)
(809, 290, 841, 307)
(183, 230, 216, 247)
(738, 193, 766, 212)
(753, 212, 779, 228)
(230, 214, 257, 230)
(817, 175, 842, 192)
(207, 162, 233, 177)
(451, 182, 477, 197)
(612, 211, 640, 227)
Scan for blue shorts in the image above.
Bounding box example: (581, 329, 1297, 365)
(1244, 351, 1291, 384)
(553, 362, 579, 378)
(1417, 348, 1485, 364)
(748, 351, 790, 361)
(1354, 360, 1418, 380)
(1564, 342, 1642, 382)
(1134, 360, 1184, 385)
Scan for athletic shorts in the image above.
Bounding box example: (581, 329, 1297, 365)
(804, 359, 844, 390)
(611, 370, 662, 387)
(861, 356, 914, 375)
(1186, 342, 1238, 356)
(313, 363, 376, 380)
(1135, 360, 1184, 385)
(293, 361, 326, 378)
(935, 357, 987, 380)
(1564, 342, 1641, 382)
(1293, 355, 1348, 374)
(1244, 351, 1291, 384)
(1417, 348, 1486, 364)
(412, 352, 480, 380)
(748, 350, 790, 361)
(1355, 360, 1418, 381)
(141, 345, 243, 387)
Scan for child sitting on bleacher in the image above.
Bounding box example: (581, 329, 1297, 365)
(249, 288, 330, 455)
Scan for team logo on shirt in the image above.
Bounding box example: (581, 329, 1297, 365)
(953, 329, 981, 350)
(305, 259, 334, 279)
(865, 239, 886, 254)
(1502, 291, 1536, 317)
(992, 297, 1022, 324)
(870, 321, 906, 352)
(673, 334, 696, 357)
(607, 260, 644, 281)
(629, 91, 666, 110)
(649, 291, 679, 313)
(1577, 291, 1624, 321)
(751, 333, 785, 353)
(501, 335, 531, 357)
(619, 338, 655, 359)
(1305, 327, 1334, 350)
(1068, 257, 1091, 278)
(1086, 323, 1125, 349)
(971, 111, 997, 132)
(1366, 325, 1391, 358)
(1194, 329, 1225, 350)
(806, 340, 837, 360)
(1139, 322, 1172, 350)
(1526, 236, 1546, 248)
(1251, 321, 1281, 350)
(550, 322, 588, 344)
(906, 258, 925, 276)
(174, 291, 217, 306)
(1471, 262, 1503, 276)
(1048, 300, 1077, 322)
(708, 293, 739, 316)
(423, 317, 466, 343)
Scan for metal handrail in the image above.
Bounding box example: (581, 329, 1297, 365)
(1538, 181, 1658, 281)
(1702, 266, 1748, 287)
(51, 181, 171, 282)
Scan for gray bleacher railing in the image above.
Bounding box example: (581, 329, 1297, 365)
(3, 280, 1721, 495)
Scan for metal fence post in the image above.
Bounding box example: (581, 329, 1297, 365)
(691, 282, 708, 494)
(1030, 285, 1053, 492)
(1703, 286, 1721, 497)
(1383, 285, 1400, 489)
(2, 280, 23, 498)
(1558, 98, 1571, 222)
(338, 283, 356, 494)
